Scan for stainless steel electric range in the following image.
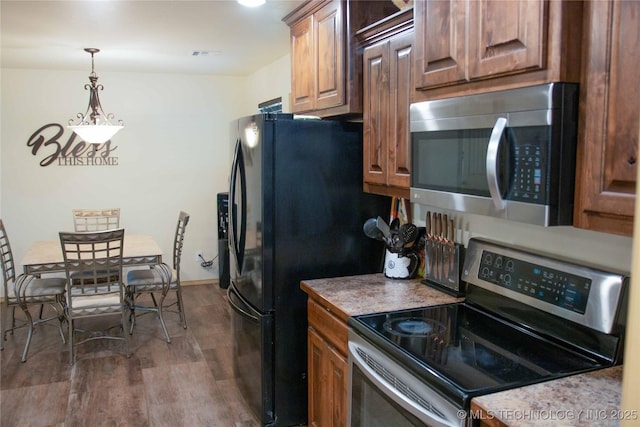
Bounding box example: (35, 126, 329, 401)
(347, 238, 629, 427)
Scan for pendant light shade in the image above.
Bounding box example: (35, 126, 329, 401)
(68, 48, 124, 144)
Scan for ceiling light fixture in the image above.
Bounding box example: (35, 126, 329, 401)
(68, 48, 124, 144)
(237, 0, 266, 7)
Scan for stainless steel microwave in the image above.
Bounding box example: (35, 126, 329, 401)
(410, 83, 579, 226)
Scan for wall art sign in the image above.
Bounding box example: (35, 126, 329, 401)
(27, 123, 119, 167)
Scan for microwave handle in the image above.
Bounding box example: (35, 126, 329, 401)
(486, 117, 507, 210)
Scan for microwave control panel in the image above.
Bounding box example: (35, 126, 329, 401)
(508, 128, 549, 204)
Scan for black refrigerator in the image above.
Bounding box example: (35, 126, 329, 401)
(227, 113, 389, 426)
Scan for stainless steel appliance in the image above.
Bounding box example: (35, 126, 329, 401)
(410, 83, 579, 226)
(348, 238, 628, 426)
(227, 113, 389, 426)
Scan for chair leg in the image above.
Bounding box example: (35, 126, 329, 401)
(157, 293, 171, 343)
(175, 286, 188, 329)
(127, 291, 136, 335)
(19, 307, 35, 363)
(1, 305, 18, 350)
(122, 304, 131, 358)
(55, 298, 67, 345)
(68, 316, 75, 366)
(0, 300, 6, 351)
(150, 293, 159, 309)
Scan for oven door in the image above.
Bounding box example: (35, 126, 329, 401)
(348, 330, 464, 427)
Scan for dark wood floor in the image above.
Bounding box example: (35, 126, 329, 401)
(1, 283, 260, 426)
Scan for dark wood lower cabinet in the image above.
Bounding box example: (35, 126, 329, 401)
(307, 298, 349, 427)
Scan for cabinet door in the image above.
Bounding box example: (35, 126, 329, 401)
(574, 0, 639, 235)
(468, 0, 546, 79)
(291, 15, 315, 113)
(308, 327, 348, 427)
(314, 0, 345, 110)
(327, 343, 348, 427)
(387, 31, 413, 189)
(308, 328, 326, 427)
(414, 0, 467, 89)
(363, 41, 389, 186)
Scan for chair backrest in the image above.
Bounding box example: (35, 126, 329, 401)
(0, 220, 16, 299)
(59, 229, 125, 300)
(173, 211, 190, 273)
(72, 208, 120, 232)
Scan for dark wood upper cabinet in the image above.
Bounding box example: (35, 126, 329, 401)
(284, 0, 398, 118)
(573, 0, 639, 236)
(359, 9, 413, 198)
(290, 15, 315, 113)
(413, 0, 466, 89)
(413, 0, 582, 100)
(467, 0, 546, 80)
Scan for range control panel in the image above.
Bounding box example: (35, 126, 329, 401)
(479, 250, 591, 314)
(461, 237, 628, 334)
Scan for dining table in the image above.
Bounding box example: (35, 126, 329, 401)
(21, 234, 164, 275)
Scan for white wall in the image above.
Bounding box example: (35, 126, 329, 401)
(0, 51, 294, 283)
(244, 53, 291, 114)
(1, 68, 247, 282)
(0, 67, 3, 216)
(412, 204, 633, 274)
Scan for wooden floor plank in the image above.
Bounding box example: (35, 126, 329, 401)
(1, 381, 70, 426)
(143, 360, 225, 425)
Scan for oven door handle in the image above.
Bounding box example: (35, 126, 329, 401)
(486, 117, 507, 211)
(349, 341, 459, 427)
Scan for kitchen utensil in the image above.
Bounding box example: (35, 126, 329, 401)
(421, 213, 466, 297)
(448, 218, 455, 280)
(376, 216, 391, 240)
(363, 218, 384, 241)
(435, 213, 442, 281)
(398, 223, 418, 247)
(441, 214, 449, 279)
(389, 217, 400, 233)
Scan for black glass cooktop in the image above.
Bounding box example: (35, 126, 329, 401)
(349, 302, 604, 405)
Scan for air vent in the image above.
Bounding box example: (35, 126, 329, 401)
(191, 51, 221, 57)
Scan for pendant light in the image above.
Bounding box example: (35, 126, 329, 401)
(68, 48, 124, 144)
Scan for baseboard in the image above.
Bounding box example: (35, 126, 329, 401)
(182, 279, 219, 287)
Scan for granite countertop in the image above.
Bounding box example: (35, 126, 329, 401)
(471, 366, 626, 427)
(300, 272, 463, 323)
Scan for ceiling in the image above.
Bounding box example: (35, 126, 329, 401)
(0, 0, 306, 76)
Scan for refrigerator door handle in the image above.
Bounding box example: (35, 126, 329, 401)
(227, 281, 260, 323)
(229, 138, 247, 273)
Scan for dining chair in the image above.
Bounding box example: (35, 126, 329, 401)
(0, 219, 66, 362)
(72, 208, 120, 232)
(72, 209, 121, 285)
(59, 228, 130, 365)
(126, 211, 190, 342)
